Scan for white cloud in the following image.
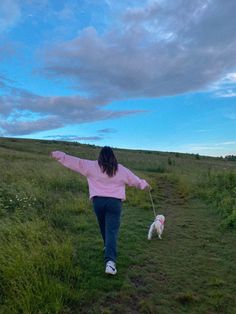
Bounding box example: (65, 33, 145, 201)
(211, 72, 236, 98)
(178, 140, 236, 156)
(224, 73, 236, 83)
(217, 91, 236, 98)
(224, 113, 236, 120)
(191, 141, 236, 148)
(194, 129, 212, 133)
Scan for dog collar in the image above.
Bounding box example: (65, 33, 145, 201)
(155, 218, 164, 225)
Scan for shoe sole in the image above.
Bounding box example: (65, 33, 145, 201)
(105, 267, 117, 275)
(105, 271, 117, 275)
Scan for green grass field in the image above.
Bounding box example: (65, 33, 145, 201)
(0, 137, 236, 314)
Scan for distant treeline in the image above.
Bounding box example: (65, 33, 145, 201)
(225, 155, 236, 161)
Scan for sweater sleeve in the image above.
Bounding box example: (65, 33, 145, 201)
(123, 166, 149, 190)
(51, 151, 89, 177)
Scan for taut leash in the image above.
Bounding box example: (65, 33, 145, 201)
(148, 188, 157, 218)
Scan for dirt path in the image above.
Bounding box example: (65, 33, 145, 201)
(88, 175, 236, 314)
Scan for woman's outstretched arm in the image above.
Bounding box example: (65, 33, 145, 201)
(122, 166, 149, 190)
(51, 151, 90, 176)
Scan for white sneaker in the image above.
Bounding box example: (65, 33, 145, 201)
(105, 261, 117, 275)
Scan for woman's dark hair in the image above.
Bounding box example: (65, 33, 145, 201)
(98, 146, 118, 177)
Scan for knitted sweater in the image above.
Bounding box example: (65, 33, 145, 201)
(51, 151, 149, 200)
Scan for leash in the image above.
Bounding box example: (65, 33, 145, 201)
(148, 188, 157, 218)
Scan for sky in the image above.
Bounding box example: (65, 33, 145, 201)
(0, 0, 236, 157)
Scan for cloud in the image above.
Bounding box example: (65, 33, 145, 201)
(41, 0, 236, 101)
(44, 134, 102, 141)
(0, 41, 16, 60)
(0, 74, 16, 88)
(97, 128, 117, 134)
(224, 113, 236, 120)
(183, 141, 236, 151)
(224, 73, 236, 83)
(178, 140, 236, 156)
(2, 1, 236, 137)
(211, 72, 236, 98)
(0, 117, 63, 135)
(0, 76, 8, 88)
(55, 2, 77, 21)
(0, 86, 143, 135)
(194, 129, 212, 133)
(217, 91, 236, 98)
(0, 0, 21, 32)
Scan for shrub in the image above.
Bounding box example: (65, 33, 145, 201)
(197, 172, 236, 228)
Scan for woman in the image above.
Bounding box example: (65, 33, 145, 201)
(51, 146, 149, 275)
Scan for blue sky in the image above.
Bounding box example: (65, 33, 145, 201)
(0, 0, 236, 156)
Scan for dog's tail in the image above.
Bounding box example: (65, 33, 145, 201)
(148, 222, 155, 240)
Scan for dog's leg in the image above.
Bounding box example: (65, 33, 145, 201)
(158, 225, 164, 239)
(148, 223, 155, 240)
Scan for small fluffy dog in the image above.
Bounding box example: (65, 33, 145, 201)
(148, 215, 165, 240)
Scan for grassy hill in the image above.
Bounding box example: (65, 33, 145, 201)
(0, 137, 235, 313)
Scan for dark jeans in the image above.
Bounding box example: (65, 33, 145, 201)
(92, 196, 122, 264)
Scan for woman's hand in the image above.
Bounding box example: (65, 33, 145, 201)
(51, 151, 64, 160)
(145, 184, 152, 191)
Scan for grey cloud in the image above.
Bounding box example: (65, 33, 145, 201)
(3, 0, 236, 137)
(0, 41, 16, 60)
(97, 128, 117, 134)
(0, 77, 19, 115)
(42, 0, 236, 99)
(7, 91, 142, 121)
(0, 76, 7, 88)
(0, 86, 142, 135)
(123, 1, 162, 22)
(0, 0, 21, 32)
(123, 1, 209, 27)
(44, 134, 102, 141)
(0, 117, 63, 135)
(55, 2, 77, 21)
(0, 75, 16, 89)
(0, 95, 16, 116)
(183, 1, 236, 47)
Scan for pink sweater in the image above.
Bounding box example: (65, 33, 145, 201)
(51, 151, 149, 200)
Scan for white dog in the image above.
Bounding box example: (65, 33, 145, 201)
(148, 215, 165, 240)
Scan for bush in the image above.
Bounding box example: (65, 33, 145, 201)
(197, 172, 236, 228)
(225, 155, 236, 161)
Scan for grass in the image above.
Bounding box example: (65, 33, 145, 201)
(0, 137, 236, 313)
(196, 172, 236, 228)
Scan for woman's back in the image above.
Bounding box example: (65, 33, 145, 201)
(51, 151, 148, 200)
